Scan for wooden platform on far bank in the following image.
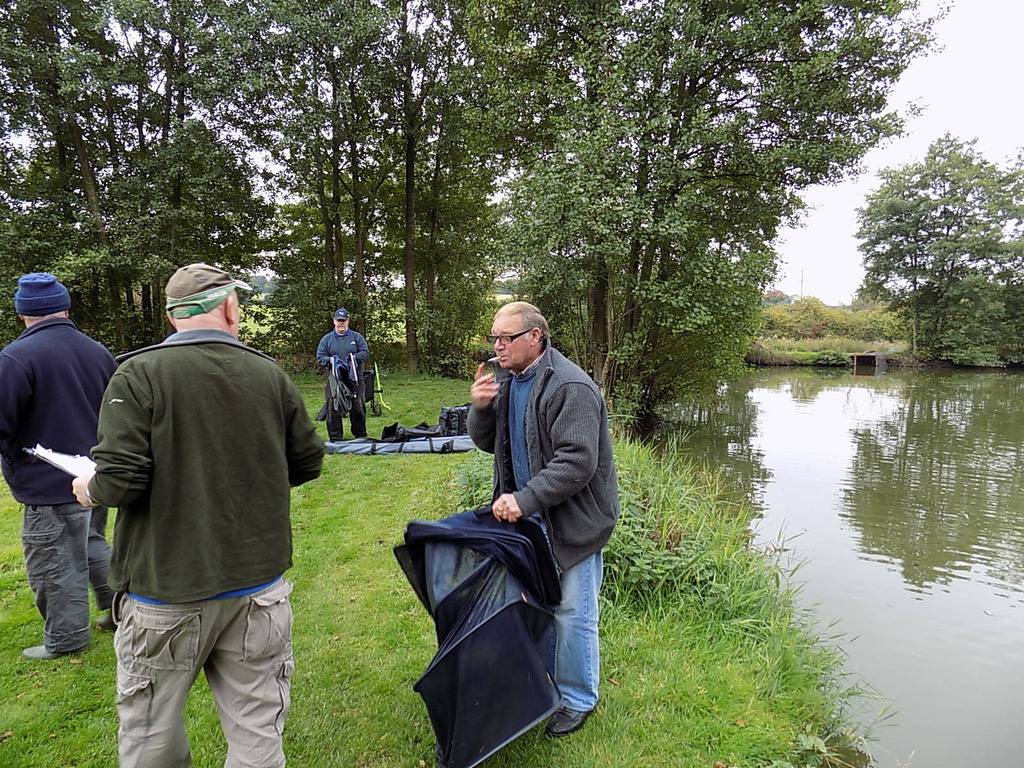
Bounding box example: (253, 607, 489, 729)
(851, 351, 887, 371)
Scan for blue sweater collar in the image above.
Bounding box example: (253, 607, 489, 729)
(165, 328, 236, 343)
(16, 317, 77, 341)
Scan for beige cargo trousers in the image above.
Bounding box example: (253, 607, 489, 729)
(113, 578, 295, 768)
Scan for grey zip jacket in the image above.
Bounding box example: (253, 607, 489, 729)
(468, 345, 619, 570)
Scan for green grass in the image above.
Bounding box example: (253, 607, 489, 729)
(0, 372, 855, 767)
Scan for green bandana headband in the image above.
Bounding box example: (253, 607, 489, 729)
(166, 285, 240, 319)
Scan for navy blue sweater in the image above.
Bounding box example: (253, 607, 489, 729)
(315, 328, 369, 380)
(0, 319, 116, 504)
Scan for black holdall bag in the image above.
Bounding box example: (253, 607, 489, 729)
(381, 422, 444, 441)
(379, 402, 470, 443)
(439, 404, 471, 437)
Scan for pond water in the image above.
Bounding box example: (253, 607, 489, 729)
(667, 367, 1024, 768)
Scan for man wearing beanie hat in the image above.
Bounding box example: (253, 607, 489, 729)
(0, 272, 118, 660)
(72, 263, 324, 768)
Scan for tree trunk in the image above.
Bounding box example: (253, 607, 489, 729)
(424, 113, 444, 333)
(69, 117, 124, 349)
(345, 77, 368, 318)
(313, 129, 336, 272)
(588, 261, 612, 390)
(161, 34, 174, 146)
(150, 277, 166, 340)
(401, 0, 420, 372)
(623, 146, 651, 337)
(142, 282, 152, 331)
(168, 11, 187, 267)
(136, 36, 147, 152)
(104, 84, 120, 173)
(328, 57, 343, 289)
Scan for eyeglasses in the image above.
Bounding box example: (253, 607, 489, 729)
(487, 328, 534, 346)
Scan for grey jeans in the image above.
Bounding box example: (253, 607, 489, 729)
(22, 503, 114, 653)
(114, 579, 295, 768)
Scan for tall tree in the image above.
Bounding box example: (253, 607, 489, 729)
(395, 0, 492, 372)
(470, 0, 931, 422)
(264, 0, 500, 365)
(0, 0, 270, 350)
(266, 0, 404, 335)
(858, 136, 1021, 363)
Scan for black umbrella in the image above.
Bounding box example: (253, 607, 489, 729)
(395, 508, 562, 768)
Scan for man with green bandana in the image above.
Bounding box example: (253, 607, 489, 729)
(72, 263, 324, 768)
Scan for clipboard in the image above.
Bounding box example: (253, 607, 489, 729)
(23, 444, 96, 477)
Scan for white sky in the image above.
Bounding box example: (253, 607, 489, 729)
(772, 0, 1023, 305)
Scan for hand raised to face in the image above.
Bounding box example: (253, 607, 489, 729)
(471, 362, 500, 408)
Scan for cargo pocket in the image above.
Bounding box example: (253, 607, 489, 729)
(243, 579, 294, 662)
(114, 664, 154, 746)
(116, 666, 153, 705)
(275, 652, 295, 735)
(22, 515, 65, 582)
(129, 608, 201, 672)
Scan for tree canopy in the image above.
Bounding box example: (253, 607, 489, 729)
(1, 0, 933, 416)
(858, 136, 1024, 364)
(469, 0, 931, 417)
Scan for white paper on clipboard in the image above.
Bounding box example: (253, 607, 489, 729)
(24, 444, 96, 477)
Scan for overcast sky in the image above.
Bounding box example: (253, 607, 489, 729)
(772, 0, 1023, 305)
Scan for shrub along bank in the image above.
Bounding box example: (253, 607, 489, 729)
(752, 298, 910, 368)
(747, 336, 910, 367)
(0, 372, 858, 767)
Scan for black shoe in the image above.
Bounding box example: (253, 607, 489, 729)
(545, 707, 593, 737)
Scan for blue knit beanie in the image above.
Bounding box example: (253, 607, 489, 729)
(14, 273, 72, 316)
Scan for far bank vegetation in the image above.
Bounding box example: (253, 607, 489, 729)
(750, 297, 907, 367)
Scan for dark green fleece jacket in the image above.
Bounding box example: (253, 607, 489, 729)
(89, 331, 324, 602)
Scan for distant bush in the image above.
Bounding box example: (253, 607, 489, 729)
(747, 337, 908, 366)
(812, 350, 849, 366)
(761, 297, 906, 342)
(945, 348, 1005, 368)
(369, 342, 410, 373)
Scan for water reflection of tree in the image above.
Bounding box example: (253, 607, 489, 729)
(663, 368, 872, 507)
(841, 372, 1024, 592)
(781, 367, 850, 402)
(661, 376, 772, 506)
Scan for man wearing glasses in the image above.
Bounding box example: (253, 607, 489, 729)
(468, 301, 619, 738)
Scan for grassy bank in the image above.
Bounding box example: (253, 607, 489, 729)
(748, 336, 909, 367)
(0, 371, 855, 767)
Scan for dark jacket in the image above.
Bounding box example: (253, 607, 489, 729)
(0, 318, 116, 504)
(468, 346, 619, 570)
(316, 328, 369, 380)
(89, 330, 324, 602)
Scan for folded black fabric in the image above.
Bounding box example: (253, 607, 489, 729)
(395, 510, 562, 768)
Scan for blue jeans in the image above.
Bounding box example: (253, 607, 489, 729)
(22, 503, 114, 653)
(553, 550, 603, 712)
